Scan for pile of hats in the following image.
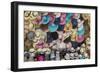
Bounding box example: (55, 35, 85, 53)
(24, 11, 90, 61)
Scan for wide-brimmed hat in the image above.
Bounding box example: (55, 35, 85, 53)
(48, 23, 58, 32)
(71, 18, 78, 28)
(29, 11, 39, 20)
(41, 15, 50, 24)
(29, 48, 35, 53)
(77, 27, 85, 36)
(35, 29, 42, 37)
(27, 31, 35, 41)
(54, 12, 61, 18)
(73, 13, 80, 19)
(24, 11, 31, 20)
(60, 13, 66, 25)
(64, 22, 72, 32)
(76, 35, 84, 43)
(66, 13, 73, 24)
(48, 13, 56, 24)
(82, 14, 90, 20)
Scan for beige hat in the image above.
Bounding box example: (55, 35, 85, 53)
(81, 43, 86, 48)
(24, 11, 31, 17)
(86, 37, 90, 45)
(35, 29, 42, 37)
(29, 48, 35, 52)
(44, 48, 51, 54)
(42, 12, 48, 15)
(54, 12, 61, 18)
(80, 47, 85, 53)
(28, 23, 33, 31)
(37, 48, 44, 53)
(24, 11, 31, 20)
(32, 11, 39, 16)
(29, 11, 38, 20)
(82, 14, 90, 20)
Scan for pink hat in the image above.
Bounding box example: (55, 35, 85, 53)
(76, 35, 84, 43)
(60, 13, 66, 25)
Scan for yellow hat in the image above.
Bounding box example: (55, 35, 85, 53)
(64, 22, 72, 32)
(71, 29, 77, 41)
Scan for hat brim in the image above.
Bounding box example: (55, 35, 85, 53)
(48, 24, 58, 32)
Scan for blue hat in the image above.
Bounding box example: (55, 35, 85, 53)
(66, 13, 73, 23)
(54, 18, 60, 24)
(41, 15, 50, 24)
(78, 25, 84, 31)
(71, 18, 78, 28)
(77, 27, 85, 36)
(27, 31, 35, 41)
(57, 24, 64, 31)
(48, 23, 58, 32)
